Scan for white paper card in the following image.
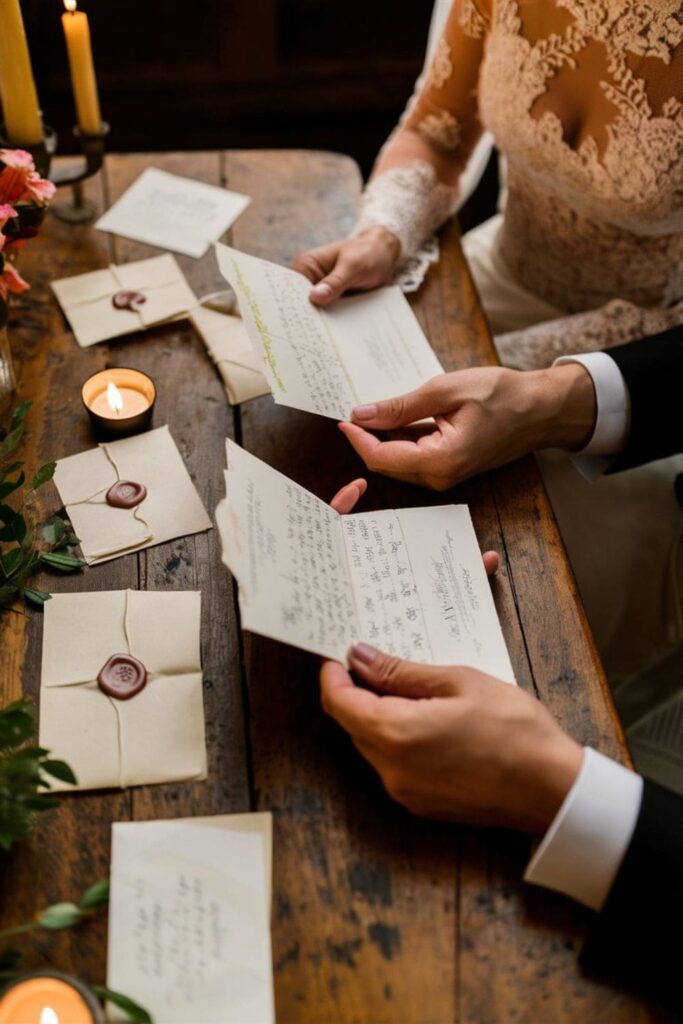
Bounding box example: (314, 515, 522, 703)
(96, 169, 251, 258)
(108, 814, 274, 1024)
(215, 243, 444, 420)
(217, 440, 515, 681)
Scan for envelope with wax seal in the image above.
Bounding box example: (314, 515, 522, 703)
(51, 254, 197, 348)
(190, 303, 269, 405)
(39, 589, 207, 791)
(107, 813, 274, 1024)
(53, 425, 212, 565)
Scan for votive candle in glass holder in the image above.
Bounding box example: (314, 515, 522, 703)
(0, 970, 104, 1024)
(82, 367, 155, 438)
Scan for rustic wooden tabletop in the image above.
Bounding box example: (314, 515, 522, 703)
(0, 150, 661, 1023)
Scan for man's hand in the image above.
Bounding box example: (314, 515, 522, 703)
(292, 226, 402, 307)
(339, 364, 597, 490)
(320, 647, 582, 834)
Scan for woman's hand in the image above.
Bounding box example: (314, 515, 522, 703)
(292, 226, 402, 307)
(339, 364, 597, 491)
(320, 647, 583, 834)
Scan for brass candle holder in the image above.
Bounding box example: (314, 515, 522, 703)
(0, 121, 109, 224)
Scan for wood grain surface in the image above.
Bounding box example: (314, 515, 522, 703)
(0, 150, 664, 1024)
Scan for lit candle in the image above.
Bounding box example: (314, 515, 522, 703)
(61, 1, 102, 136)
(0, 972, 103, 1024)
(82, 367, 156, 437)
(0, 0, 43, 145)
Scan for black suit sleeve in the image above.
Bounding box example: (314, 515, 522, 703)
(607, 325, 683, 473)
(579, 778, 683, 1007)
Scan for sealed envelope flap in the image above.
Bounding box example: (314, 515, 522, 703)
(190, 304, 269, 405)
(51, 254, 197, 348)
(54, 425, 212, 565)
(39, 590, 206, 791)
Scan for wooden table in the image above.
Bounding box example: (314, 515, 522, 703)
(0, 151, 662, 1023)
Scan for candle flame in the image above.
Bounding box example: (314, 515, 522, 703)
(64, 0, 77, 12)
(107, 381, 124, 414)
(40, 1009, 59, 1024)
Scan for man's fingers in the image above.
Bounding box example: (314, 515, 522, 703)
(320, 660, 392, 741)
(339, 422, 434, 478)
(348, 644, 463, 699)
(329, 478, 368, 514)
(351, 376, 458, 430)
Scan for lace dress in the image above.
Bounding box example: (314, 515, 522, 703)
(355, 0, 683, 790)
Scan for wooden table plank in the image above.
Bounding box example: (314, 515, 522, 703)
(226, 150, 651, 1024)
(0, 149, 661, 1024)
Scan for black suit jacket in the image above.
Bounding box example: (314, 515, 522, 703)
(579, 326, 683, 1005)
(607, 325, 683, 473)
(579, 779, 683, 1008)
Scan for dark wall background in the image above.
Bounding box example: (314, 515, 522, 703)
(24, 0, 433, 176)
(23, 1, 498, 225)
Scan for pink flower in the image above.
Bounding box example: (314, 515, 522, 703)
(0, 148, 55, 206)
(0, 262, 30, 301)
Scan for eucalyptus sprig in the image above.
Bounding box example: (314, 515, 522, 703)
(0, 400, 84, 608)
(0, 879, 152, 1023)
(0, 699, 77, 851)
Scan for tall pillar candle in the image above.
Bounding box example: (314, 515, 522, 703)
(0, 0, 43, 145)
(62, 1, 102, 135)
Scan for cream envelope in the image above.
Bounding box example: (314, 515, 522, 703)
(39, 590, 207, 791)
(51, 254, 198, 348)
(53, 425, 212, 565)
(190, 305, 269, 405)
(107, 813, 274, 1024)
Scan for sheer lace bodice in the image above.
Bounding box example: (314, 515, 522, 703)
(361, 0, 683, 346)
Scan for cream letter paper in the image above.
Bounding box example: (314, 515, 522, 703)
(107, 813, 274, 1024)
(215, 243, 444, 421)
(96, 168, 251, 259)
(217, 441, 515, 680)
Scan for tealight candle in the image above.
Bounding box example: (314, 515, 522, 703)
(0, 972, 103, 1024)
(82, 367, 156, 438)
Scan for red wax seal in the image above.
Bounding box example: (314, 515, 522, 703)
(112, 289, 147, 311)
(106, 481, 147, 509)
(97, 654, 147, 700)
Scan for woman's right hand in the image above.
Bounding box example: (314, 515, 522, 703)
(292, 225, 402, 307)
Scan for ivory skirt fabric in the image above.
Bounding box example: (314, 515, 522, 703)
(462, 216, 683, 793)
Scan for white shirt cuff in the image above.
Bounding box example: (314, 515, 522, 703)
(554, 353, 631, 456)
(524, 747, 643, 912)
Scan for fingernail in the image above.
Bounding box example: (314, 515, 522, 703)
(311, 282, 333, 298)
(350, 643, 378, 666)
(353, 404, 378, 421)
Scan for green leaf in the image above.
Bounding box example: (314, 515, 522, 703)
(0, 584, 19, 605)
(41, 517, 65, 547)
(42, 759, 77, 785)
(0, 470, 24, 499)
(79, 878, 110, 910)
(0, 460, 22, 482)
(37, 902, 82, 930)
(29, 462, 56, 491)
(0, 703, 35, 747)
(0, 514, 26, 543)
(40, 551, 84, 571)
(22, 587, 51, 606)
(20, 794, 59, 811)
(9, 401, 30, 432)
(0, 547, 23, 578)
(92, 986, 153, 1024)
(0, 422, 25, 461)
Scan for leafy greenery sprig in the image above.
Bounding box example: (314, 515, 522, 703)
(0, 880, 152, 1023)
(0, 401, 84, 608)
(0, 699, 77, 851)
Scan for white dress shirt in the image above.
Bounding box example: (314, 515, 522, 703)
(526, 353, 642, 912)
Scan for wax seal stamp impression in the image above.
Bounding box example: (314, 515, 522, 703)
(112, 289, 147, 311)
(106, 480, 147, 509)
(97, 654, 147, 700)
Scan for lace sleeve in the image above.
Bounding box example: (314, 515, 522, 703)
(352, 0, 491, 288)
(495, 299, 683, 371)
